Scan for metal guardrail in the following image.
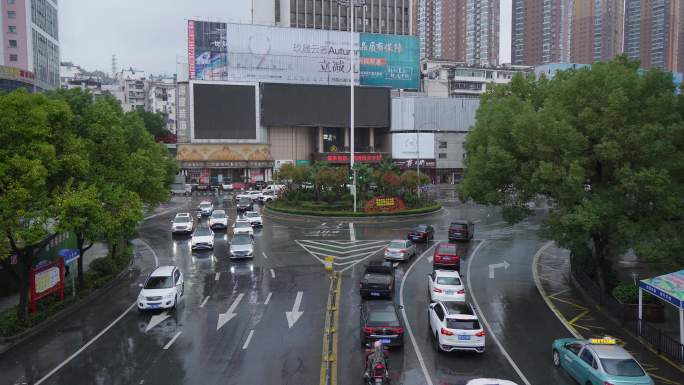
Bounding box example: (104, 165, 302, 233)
(571, 262, 684, 364)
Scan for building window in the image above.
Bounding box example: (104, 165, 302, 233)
(274, 0, 280, 23)
(439, 141, 447, 149)
(8, 10, 16, 19)
(9, 54, 17, 61)
(9, 40, 17, 48)
(438, 153, 447, 159)
(8, 26, 16, 33)
(8, 0, 15, 4)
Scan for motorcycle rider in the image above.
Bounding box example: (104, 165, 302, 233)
(364, 341, 390, 384)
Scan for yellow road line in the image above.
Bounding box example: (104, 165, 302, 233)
(547, 289, 570, 299)
(319, 275, 334, 385)
(567, 309, 590, 326)
(548, 296, 588, 310)
(331, 272, 341, 385)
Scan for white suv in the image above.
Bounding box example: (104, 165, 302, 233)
(137, 266, 184, 311)
(208, 210, 228, 230)
(198, 200, 213, 216)
(428, 270, 465, 303)
(428, 301, 485, 353)
(191, 226, 215, 250)
(171, 213, 194, 234)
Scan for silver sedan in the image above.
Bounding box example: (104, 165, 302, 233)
(384, 240, 417, 261)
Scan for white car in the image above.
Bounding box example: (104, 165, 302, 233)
(171, 212, 194, 234)
(428, 301, 485, 353)
(198, 200, 213, 216)
(466, 380, 517, 385)
(384, 240, 417, 261)
(191, 226, 215, 250)
(208, 210, 228, 230)
(137, 266, 184, 311)
(232, 219, 254, 235)
(235, 190, 261, 201)
(243, 211, 262, 227)
(221, 182, 233, 191)
(428, 270, 465, 303)
(229, 234, 255, 259)
(258, 191, 277, 202)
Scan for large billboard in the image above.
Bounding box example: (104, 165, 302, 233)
(192, 83, 256, 140)
(187, 20, 419, 89)
(392, 133, 435, 159)
(359, 33, 419, 89)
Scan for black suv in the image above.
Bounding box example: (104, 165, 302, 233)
(448, 221, 474, 242)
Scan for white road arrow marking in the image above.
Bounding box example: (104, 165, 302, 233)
(145, 311, 171, 332)
(285, 291, 304, 328)
(216, 293, 244, 330)
(489, 261, 511, 279)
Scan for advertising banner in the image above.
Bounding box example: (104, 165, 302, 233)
(360, 33, 419, 90)
(391, 133, 435, 159)
(187, 21, 418, 89)
(188, 21, 228, 81)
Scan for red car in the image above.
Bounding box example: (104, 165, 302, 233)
(433, 243, 461, 270)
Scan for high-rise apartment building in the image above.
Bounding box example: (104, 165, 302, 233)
(511, 0, 571, 66)
(271, 0, 412, 35)
(572, 0, 623, 64)
(466, 0, 499, 66)
(415, 0, 466, 61)
(624, 0, 683, 72)
(0, 0, 59, 91)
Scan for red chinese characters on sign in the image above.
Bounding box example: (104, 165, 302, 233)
(324, 153, 382, 163)
(363, 196, 407, 213)
(188, 21, 196, 80)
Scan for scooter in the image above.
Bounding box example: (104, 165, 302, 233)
(363, 345, 391, 385)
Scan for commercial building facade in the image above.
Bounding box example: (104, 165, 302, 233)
(0, 0, 58, 92)
(421, 60, 532, 98)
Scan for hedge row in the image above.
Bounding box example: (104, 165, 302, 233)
(0, 245, 133, 337)
(266, 202, 442, 217)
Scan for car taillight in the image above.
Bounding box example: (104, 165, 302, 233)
(603, 382, 614, 385)
(433, 287, 443, 293)
(475, 330, 485, 337)
(373, 363, 385, 378)
(393, 327, 404, 334)
(441, 328, 454, 336)
(457, 289, 465, 294)
(434, 255, 441, 262)
(400, 249, 406, 254)
(419, 232, 426, 236)
(364, 326, 377, 334)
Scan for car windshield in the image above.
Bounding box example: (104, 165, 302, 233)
(239, 198, 251, 204)
(436, 276, 461, 285)
(144, 276, 173, 289)
(174, 217, 190, 223)
(439, 245, 457, 254)
(414, 225, 428, 231)
(200, 203, 212, 209)
(388, 241, 406, 248)
(368, 310, 399, 326)
(246, 212, 258, 218)
(450, 223, 466, 230)
(446, 319, 480, 330)
(194, 227, 212, 236)
(231, 235, 252, 245)
(236, 221, 250, 228)
(600, 358, 645, 377)
(211, 212, 226, 218)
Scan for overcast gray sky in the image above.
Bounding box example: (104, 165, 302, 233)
(59, 0, 251, 76)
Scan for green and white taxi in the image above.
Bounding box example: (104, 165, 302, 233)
(552, 337, 654, 385)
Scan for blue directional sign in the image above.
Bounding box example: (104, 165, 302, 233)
(59, 249, 80, 265)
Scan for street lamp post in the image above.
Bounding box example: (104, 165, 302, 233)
(338, 0, 365, 212)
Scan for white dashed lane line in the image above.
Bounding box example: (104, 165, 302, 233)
(264, 292, 272, 305)
(163, 331, 182, 350)
(200, 296, 210, 308)
(215, 272, 220, 281)
(270, 269, 275, 279)
(242, 330, 255, 350)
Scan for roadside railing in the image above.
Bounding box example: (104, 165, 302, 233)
(571, 261, 684, 364)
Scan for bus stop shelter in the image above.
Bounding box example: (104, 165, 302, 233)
(638, 270, 684, 345)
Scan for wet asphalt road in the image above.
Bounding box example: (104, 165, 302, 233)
(0, 192, 583, 385)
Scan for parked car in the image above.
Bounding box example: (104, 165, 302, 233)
(428, 301, 485, 353)
(236, 197, 254, 212)
(428, 270, 465, 303)
(360, 300, 404, 348)
(383, 240, 417, 261)
(198, 200, 214, 216)
(171, 212, 194, 234)
(208, 210, 228, 230)
(552, 337, 653, 385)
(448, 220, 474, 242)
(232, 219, 254, 235)
(433, 242, 462, 271)
(191, 226, 215, 250)
(359, 262, 395, 299)
(243, 211, 262, 227)
(229, 234, 255, 259)
(137, 265, 184, 311)
(408, 224, 435, 243)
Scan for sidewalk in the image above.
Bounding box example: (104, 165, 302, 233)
(534, 242, 684, 385)
(0, 242, 109, 314)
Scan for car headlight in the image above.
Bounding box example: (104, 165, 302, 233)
(138, 293, 144, 301)
(164, 292, 174, 299)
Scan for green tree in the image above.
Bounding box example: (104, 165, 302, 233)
(132, 109, 170, 137)
(0, 90, 82, 322)
(399, 170, 430, 195)
(352, 163, 373, 193)
(458, 57, 684, 291)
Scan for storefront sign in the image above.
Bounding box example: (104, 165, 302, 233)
(0, 65, 35, 83)
(317, 153, 383, 164)
(393, 159, 436, 169)
(363, 197, 406, 213)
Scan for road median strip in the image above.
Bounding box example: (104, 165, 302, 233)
(319, 272, 340, 385)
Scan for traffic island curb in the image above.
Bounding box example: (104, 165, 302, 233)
(262, 205, 445, 222)
(0, 254, 135, 355)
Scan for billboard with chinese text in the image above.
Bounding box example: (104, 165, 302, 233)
(188, 21, 228, 80)
(359, 33, 419, 90)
